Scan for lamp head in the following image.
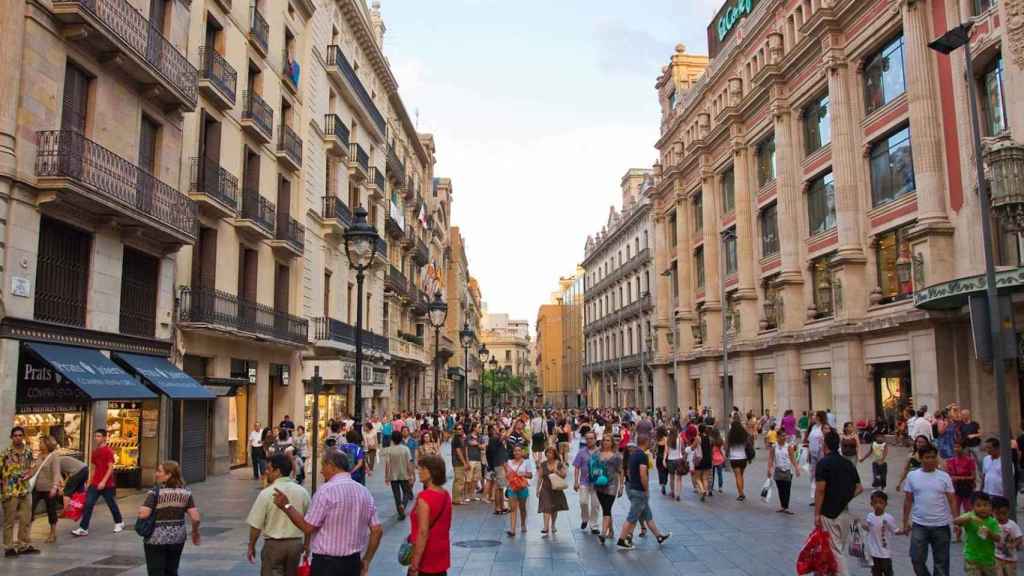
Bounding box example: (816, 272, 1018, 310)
(428, 290, 448, 328)
(344, 207, 379, 271)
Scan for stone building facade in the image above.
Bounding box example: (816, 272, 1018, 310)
(651, 0, 1024, 431)
(582, 169, 663, 409)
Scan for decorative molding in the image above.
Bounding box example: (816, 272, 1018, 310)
(1009, 0, 1024, 67)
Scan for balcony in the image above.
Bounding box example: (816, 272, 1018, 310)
(405, 175, 416, 200)
(276, 124, 302, 172)
(322, 114, 350, 158)
(235, 188, 275, 241)
(52, 0, 197, 111)
(197, 46, 236, 109)
(385, 213, 404, 239)
(412, 290, 428, 316)
(178, 286, 308, 346)
(282, 49, 299, 94)
(34, 130, 196, 246)
(248, 3, 269, 56)
(269, 216, 304, 259)
(241, 91, 273, 143)
(413, 237, 429, 267)
(374, 237, 388, 264)
(386, 265, 410, 299)
(189, 157, 238, 218)
(402, 224, 416, 248)
(387, 144, 406, 185)
(390, 336, 428, 365)
(312, 317, 389, 355)
(348, 143, 368, 181)
(321, 195, 351, 239)
(324, 45, 386, 137)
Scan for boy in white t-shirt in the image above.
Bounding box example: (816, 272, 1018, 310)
(994, 496, 1023, 576)
(864, 490, 897, 576)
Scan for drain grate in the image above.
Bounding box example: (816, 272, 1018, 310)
(91, 555, 145, 568)
(454, 539, 502, 549)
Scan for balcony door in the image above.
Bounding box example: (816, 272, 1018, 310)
(274, 264, 290, 337)
(191, 226, 218, 318)
(199, 111, 221, 191)
(146, 0, 169, 68)
(238, 246, 258, 329)
(137, 115, 159, 213)
(243, 148, 260, 215)
(277, 176, 291, 236)
(120, 247, 159, 338)
(60, 63, 90, 179)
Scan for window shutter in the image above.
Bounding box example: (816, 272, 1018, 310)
(61, 64, 88, 133)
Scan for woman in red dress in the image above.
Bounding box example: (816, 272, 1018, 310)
(407, 454, 452, 576)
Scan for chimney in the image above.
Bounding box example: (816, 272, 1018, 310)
(370, 1, 386, 47)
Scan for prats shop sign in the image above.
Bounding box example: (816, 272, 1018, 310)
(17, 354, 88, 411)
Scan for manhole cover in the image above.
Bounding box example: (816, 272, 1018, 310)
(92, 555, 145, 567)
(454, 539, 501, 549)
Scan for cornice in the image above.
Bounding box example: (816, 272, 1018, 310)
(339, 0, 398, 94)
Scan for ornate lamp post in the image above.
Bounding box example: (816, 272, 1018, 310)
(343, 206, 379, 441)
(477, 343, 488, 413)
(488, 356, 498, 411)
(428, 290, 448, 419)
(459, 321, 475, 413)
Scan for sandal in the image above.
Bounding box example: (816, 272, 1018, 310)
(506, 530, 515, 537)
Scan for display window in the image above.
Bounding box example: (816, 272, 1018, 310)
(106, 401, 142, 488)
(14, 411, 85, 459)
(304, 389, 349, 447)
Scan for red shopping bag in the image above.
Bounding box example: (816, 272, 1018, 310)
(62, 491, 86, 521)
(296, 555, 311, 576)
(796, 527, 838, 575)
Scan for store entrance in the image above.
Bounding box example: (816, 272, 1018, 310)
(107, 401, 142, 489)
(758, 373, 776, 416)
(806, 369, 833, 413)
(873, 361, 912, 431)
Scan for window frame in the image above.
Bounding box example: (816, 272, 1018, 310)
(806, 171, 837, 236)
(721, 166, 735, 214)
(863, 35, 907, 115)
(874, 225, 914, 304)
(802, 93, 831, 155)
(694, 247, 705, 290)
(723, 229, 738, 276)
(756, 134, 776, 187)
(980, 55, 1007, 136)
(868, 125, 916, 207)
(760, 202, 779, 257)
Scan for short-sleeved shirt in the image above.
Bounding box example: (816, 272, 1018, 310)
(904, 469, 954, 527)
(627, 449, 648, 491)
(382, 444, 411, 481)
(143, 486, 195, 545)
(304, 473, 380, 557)
(573, 447, 593, 486)
(247, 477, 310, 539)
(451, 434, 466, 465)
(467, 434, 482, 462)
(814, 453, 860, 519)
(91, 445, 116, 489)
(962, 421, 981, 447)
(1, 446, 33, 499)
(340, 443, 365, 483)
(982, 456, 1004, 497)
(996, 519, 1023, 561)
(864, 512, 897, 559)
(961, 512, 1001, 566)
(594, 453, 622, 496)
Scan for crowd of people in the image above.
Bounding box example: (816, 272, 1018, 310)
(4, 402, 1024, 575)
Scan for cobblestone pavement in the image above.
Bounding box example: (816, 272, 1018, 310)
(0, 440, 990, 575)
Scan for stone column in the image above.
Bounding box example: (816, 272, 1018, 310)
(653, 366, 671, 410)
(653, 213, 673, 362)
(701, 165, 722, 345)
(255, 359, 270, 427)
(675, 184, 694, 349)
(775, 348, 807, 415)
(829, 338, 866, 425)
(735, 354, 756, 414)
(211, 397, 232, 475)
(674, 362, 691, 413)
(0, 339, 18, 452)
(731, 129, 759, 337)
(703, 360, 723, 420)
(0, 0, 25, 177)
(771, 97, 805, 329)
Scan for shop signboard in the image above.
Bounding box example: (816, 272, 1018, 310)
(17, 352, 89, 413)
(707, 0, 762, 58)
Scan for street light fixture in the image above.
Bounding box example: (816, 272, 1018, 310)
(477, 343, 488, 413)
(929, 21, 1017, 518)
(488, 355, 498, 411)
(343, 206, 379, 441)
(428, 290, 448, 419)
(720, 228, 737, 427)
(459, 320, 475, 413)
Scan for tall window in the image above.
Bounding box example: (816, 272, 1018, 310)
(806, 171, 836, 236)
(760, 203, 779, 257)
(694, 247, 705, 289)
(981, 55, 1007, 136)
(62, 62, 91, 133)
(721, 167, 735, 214)
(693, 193, 703, 233)
(120, 247, 159, 337)
(869, 126, 916, 207)
(35, 217, 91, 326)
(756, 135, 776, 187)
(863, 35, 906, 114)
(723, 230, 738, 276)
(668, 211, 677, 247)
(803, 94, 831, 155)
(974, 0, 997, 14)
(810, 255, 834, 318)
(875, 226, 914, 303)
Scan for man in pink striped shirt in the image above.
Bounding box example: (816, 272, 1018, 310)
(274, 449, 383, 576)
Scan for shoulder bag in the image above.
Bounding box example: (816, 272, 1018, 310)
(27, 451, 55, 493)
(134, 484, 161, 538)
(548, 464, 567, 491)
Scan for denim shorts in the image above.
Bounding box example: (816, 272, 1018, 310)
(626, 488, 652, 524)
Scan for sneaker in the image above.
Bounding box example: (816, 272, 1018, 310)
(590, 528, 600, 535)
(18, 547, 39, 555)
(4, 550, 18, 558)
(616, 538, 635, 550)
(656, 533, 672, 545)
(71, 528, 88, 537)
(581, 522, 588, 530)
(113, 523, 124, 533)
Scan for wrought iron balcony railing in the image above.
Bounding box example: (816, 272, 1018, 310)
(276, 216, 305, 252)
(386, 265, 410, 298)
(198, 45, 236, 104)
(241, 91, 273, 140)
(179, 286, 307, 345)
(312, 317, 389, 354)
(387, 143, 406, 184)
(323, 114, 350, 144)
(325, 45, 386, 136)
(277, 124, 302, 168)
(350, 143, 369, 174)
(248, 3, 269, 54)
(53, 0, 197, 109)
(189, 157, 238, 211)
(240, 188, 275, 235)
(322, 195, 352, 227)
(373, 168, 386, 192)
(35, 130, 196, 240)
(413, 237, 429, 266)
(375, 237, 388, 259)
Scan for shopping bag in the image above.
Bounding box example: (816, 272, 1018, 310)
(62, 491, 86, 521)
(296, 555, 311, 576)
(760, 477, 773, 504)
(849, 521, 866, 560)
(796, 527, 838, 575)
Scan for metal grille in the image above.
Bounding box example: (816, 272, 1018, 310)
(323, 114, 350, 144)
(199, 45, 236, 104)
(241, 91, 273, 140)
(119, 247, 158, 337)
(248, 3, 268, 54)
(277, 124, 302, 167)
(35, 217, 90, 327)
(325, 45, 386, 135)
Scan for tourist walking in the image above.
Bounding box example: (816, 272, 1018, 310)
(654, 427, 669, 495)
(899, 443, 956, 576)
(767, 427, 798, 514)
(710, 427, 726, 494)
(557, 419, 572, 463)
(864, 491, 898, 576)
(382, 430, 413, 519)
(406, 455, 452, 576)
(250, 423, 266, 480)
(340, 430, 367, 485)
(273, 449, 384, 576)
(862, 431, 889, 491)
(530, 412, 547, 466)
(136, 461, 201, 576)
(694, 425, 712, 501)
(616, 434, 670, 549)
(363, 422, 378, 474)
(814, 430, 863, 576)
(573, 430, 600, 533)
(982, 438, 1005, 498)
(537, 446, 568, 536)
(897, 435, 932, 492)
(2, 426, 38, 557)
(953, 491, 1001, 576)
(72, 429, 124, 537)
(247, 454, 310, 576)
(465, 424, 483, 502)
(292, 426, 308, 485)
(592, 434, 623, 544)
(487, 425, 510, 515)
(841, 422, 860, 464)
(665, 425, 685, 501)
(947, 439, 977, 542)
(727, 419, 750, 501)
(451, 425, 468, 505)
(504, 445, 534, 537)
(30, 436, 62, 544)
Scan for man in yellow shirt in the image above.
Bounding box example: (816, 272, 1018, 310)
(247, 453, 310, 575)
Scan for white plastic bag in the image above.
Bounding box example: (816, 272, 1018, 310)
(760, 477, 773, 503)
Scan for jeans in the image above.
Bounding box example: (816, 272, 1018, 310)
(775, 479, 792, 509)
(625, 488, 652, 524)
(713, 464, 724, 489)
(910, 523, 951, 576)
(390, 480, 411, 515)
(79, 486, 123, 530)
(144, 543, 185, 576)
(251, 447, 264, 479)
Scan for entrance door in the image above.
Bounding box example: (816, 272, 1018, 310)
(180, 400, 209, 483)
(874, 362, 912, 430)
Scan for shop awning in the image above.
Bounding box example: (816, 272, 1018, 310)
(23, 343, 157, 400)
(112, 353, 215, 399)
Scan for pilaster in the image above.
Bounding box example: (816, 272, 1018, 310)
(0, 0, 25, 178)
(770, 97, 806, 329)
(735, 353, 756, 415)
(701, 163, 723, 347)
(731, 128, 759, 337)
(774, 347, 807, 414)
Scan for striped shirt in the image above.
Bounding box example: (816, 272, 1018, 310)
(304, 472, 380, 557)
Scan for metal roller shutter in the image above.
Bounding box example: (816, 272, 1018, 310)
(180, 400, 208, 484)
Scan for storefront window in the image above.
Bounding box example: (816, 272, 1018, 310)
(806, 171, 836, 236)
(304, 389, 350, 448)
(803, 94, 831, 155)
(694, 247, 705, 289)
(974, 0, 998, 14)
(762, 278, 781, 330)
(875, 362, 912, 430)
(980, 55, 1007, 136)
(875, 225, 914, 303)
(863, 35, 906, 115)
(869, 126, 916, 207)
(721, 167, 735, 214)
(760, 203, 779, 257)
(807, 369, 833, 412)
(691, 378, 703, 410)
(107, 401, 142, 488)
(756, 135, 776, 187)
(811, 255, 834, 318)
(14, 412, 84, 459)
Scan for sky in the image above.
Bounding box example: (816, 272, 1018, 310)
(381, 0, 722, 328)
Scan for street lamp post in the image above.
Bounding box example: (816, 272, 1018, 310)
(929, 23, 1017, 518)
(488, 356, 498, 411)
(309, 366, 323, 493)
(721, 228, 736, 427)
(459, 321, 475, 414)
(343, 206, 380, 442)
(477, 343, 488, 414)
(428, 290, 448, 421)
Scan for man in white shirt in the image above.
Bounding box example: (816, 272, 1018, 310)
(982, 438, 1005, 497)
(911, 409, 933, 442)
(249, 422, 265, 480)
(899, 444, 956, 576)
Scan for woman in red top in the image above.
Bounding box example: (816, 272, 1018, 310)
(945, 439, 977, 542)
(408, 454, 451, 576)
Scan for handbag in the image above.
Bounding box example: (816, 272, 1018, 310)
(134, 485, 160, 539)
(62, 491, 86, 521)
(548, 472, 567, 491)
(27, 452, 55, 493)
(297, 555, 311, 576)
(506, 463, 529, 491)
(398, 491, 449, 566)
(773, 468, 794, 483)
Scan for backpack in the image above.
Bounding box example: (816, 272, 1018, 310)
(589, 453, 609, 487)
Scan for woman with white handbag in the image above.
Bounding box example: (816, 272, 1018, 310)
(537, 446, 568, 536)
(30, 436, 63, 543)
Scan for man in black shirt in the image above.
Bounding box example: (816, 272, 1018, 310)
(815, 430, 863, 576)
(487, 427, 510, 515)
(616, 435, 670, 549)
